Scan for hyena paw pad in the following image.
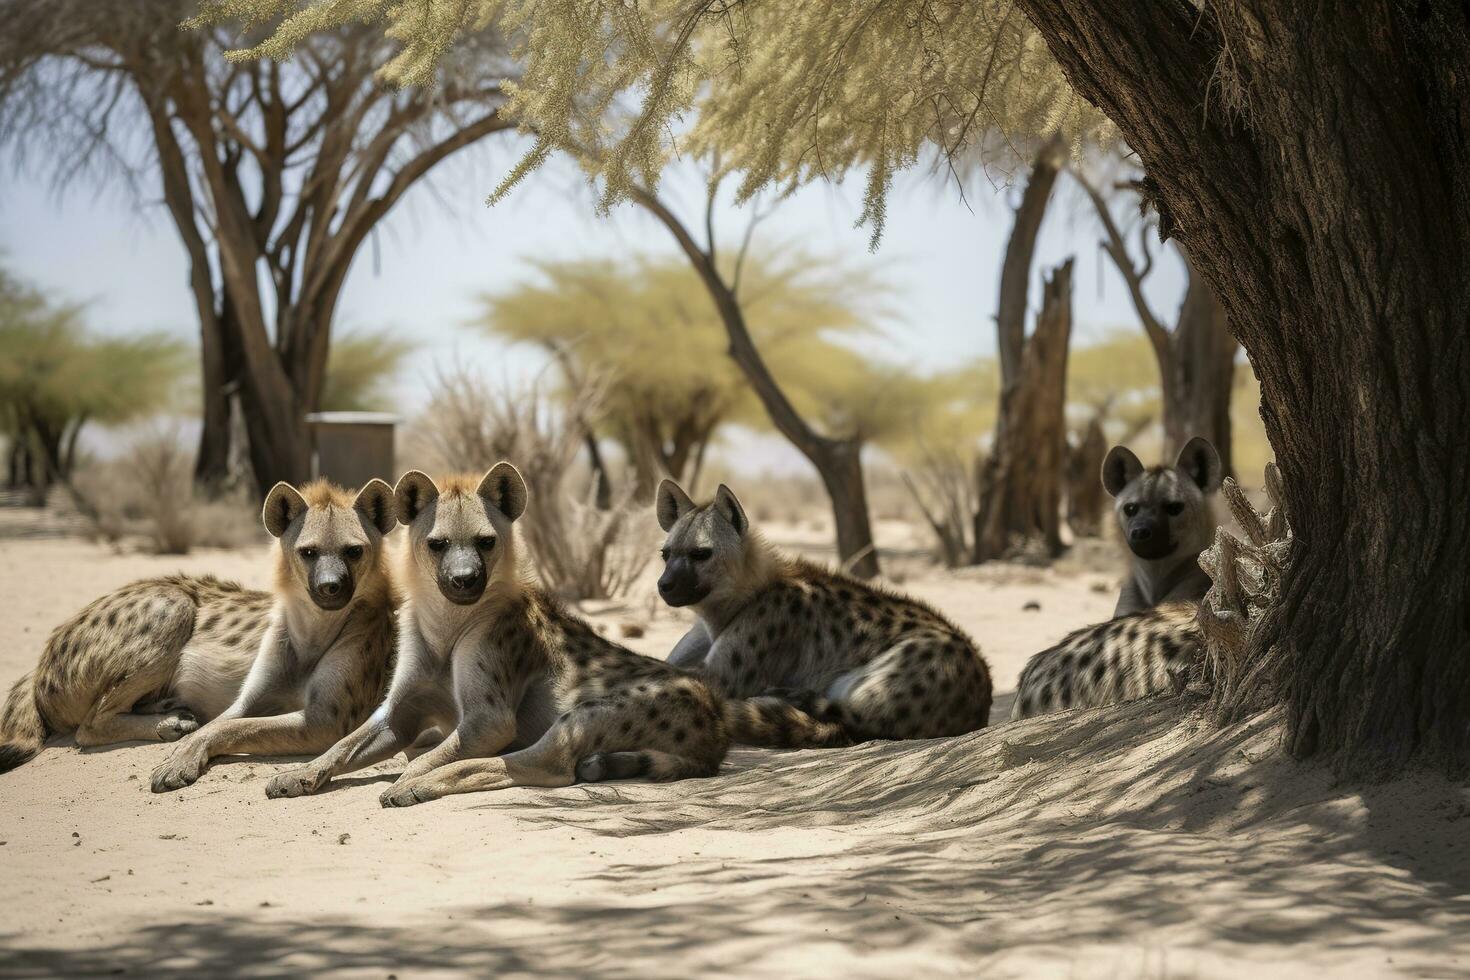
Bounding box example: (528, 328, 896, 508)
(265, 769, 325, 799)
(150, 757, 203, 793)
(156, 713, 199, 742)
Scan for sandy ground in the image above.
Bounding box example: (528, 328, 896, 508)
(0, 526, 1467, 978)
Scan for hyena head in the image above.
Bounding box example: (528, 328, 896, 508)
(393, 463, 527, 606)
(655, 480, 750, 608)
(1102, 437, 1223, 561)
(263, 479, 397, 611)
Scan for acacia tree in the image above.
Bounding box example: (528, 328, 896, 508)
(0, 1, 514, 493)
(1075, 173, 1238, 475)
(480, 253, 893, 512)
(212, 1, 1470, 778)
(0, 267, 188, 503)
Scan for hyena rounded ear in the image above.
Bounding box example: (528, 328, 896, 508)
(656, 479, 695, 532)
(262, 482, 307, 538)
(353, 479, 397, 536)
(1101, 446, 1144, 498)
(478, 461, 527, 523)
(714, 484, 749, 537)
(1176, 437, 1224, 494)
(394, 471, 440, 526)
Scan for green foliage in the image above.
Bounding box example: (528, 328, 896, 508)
(321, 327, 415, 412)
(478, 251, 921, 458)
(192, 0, 1111, 243)
(0, 267, 188, 478)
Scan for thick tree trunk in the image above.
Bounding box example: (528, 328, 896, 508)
(814, 440, 879, 576)
(971, 144, 1069, 561)
(193, 296, 239, 491)
(1018, 0, 1470, 777)
(975, 260, 1074, 560)
(997, 137, 1066, 387)
(1162, 257, 1236, 476)
(1066, 414, 1108, 538)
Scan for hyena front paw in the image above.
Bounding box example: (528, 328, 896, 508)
(155, 712, 199, 742)
(265, 768, 327, 799)
(151, 750, 207, 793)
(379, 779, 437, 808)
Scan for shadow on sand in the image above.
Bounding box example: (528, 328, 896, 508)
(5, 697, 1468, 977)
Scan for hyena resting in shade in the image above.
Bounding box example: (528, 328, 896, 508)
(0, 480, 397, 779)
(266, 464, 728, 808)
(1010, 601, 1203, 720)
(656, 481, 993, 747)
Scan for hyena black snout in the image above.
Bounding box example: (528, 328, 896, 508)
(657, 559, 709, 608)
(309, 555, 354, 610)
(1125, 514, 1174, 560)
(437, 545, 487, 604)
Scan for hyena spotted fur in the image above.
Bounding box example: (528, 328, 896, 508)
(1103, 436, 1223, 617)
(0, 480, 397, 779)
(266, 464, 728, 808)
(1010, 601, 1202, 720)
(657, 481, 993, 748)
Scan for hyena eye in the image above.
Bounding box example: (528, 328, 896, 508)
(1164, 502, 1186, 517)
(690, 547, 714, 562)
(343, 545, 365, 560)
(298, 547, 318, 560)
(1122, 504, 1139, 517)
(426, 537, 448, 553)
(475, 536, 496, 551)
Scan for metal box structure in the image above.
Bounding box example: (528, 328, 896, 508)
(304, 412, 400, 491)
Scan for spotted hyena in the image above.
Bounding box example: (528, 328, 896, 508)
(1103, 436, 1222, 617)
(656, 480, 993, 747)
(1010, 601, 1202, 720)
(265, 464, 729, 808)
(0, 480, 396, 781)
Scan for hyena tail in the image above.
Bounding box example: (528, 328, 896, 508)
(719, 696, 852, 749)
(0, 672, 48, 773)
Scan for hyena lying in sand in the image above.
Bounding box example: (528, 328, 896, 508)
(1103, 436, 1222, 617)
(266, 464, 728, 808)
(1009, 602, 1202, 720)
(656, 481, 993, 747)
(0, 480, 397, 779)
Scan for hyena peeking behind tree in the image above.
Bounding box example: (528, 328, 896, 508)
(1103, 436, 1223, 617)
(266, 464, 729, 808)
(1010, 437, 1222, 721)
(656, 481, 993, 746)
(0, 480, 397, 778)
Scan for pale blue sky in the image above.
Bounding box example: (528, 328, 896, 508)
(1, 133, 1187, 467)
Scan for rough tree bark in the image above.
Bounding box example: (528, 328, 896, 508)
(630, 186, 881, 578)
(1016, 0, 1470, 778)
(1077, 174, 1238, 475)
(975, 260, 1074, 560)
(972, 138, 1071, 561)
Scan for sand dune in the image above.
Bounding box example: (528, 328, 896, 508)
(1, 537, 1466, 977)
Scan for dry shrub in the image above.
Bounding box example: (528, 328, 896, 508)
(410, 367, 655, 600)
(901, 442, 980, 568)
(75, 427, 260, 554)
